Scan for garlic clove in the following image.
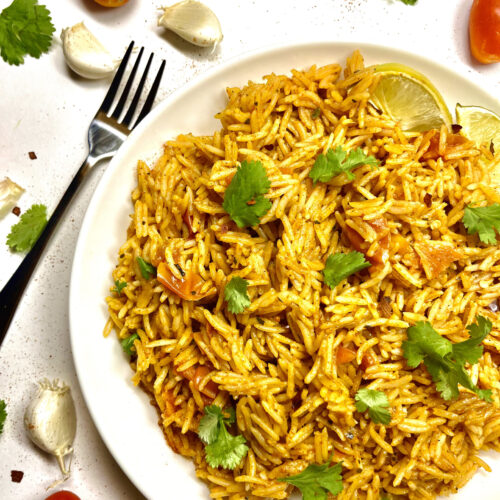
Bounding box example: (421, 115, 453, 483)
(25, 379, 77, 484)
(60, 22, 119, 79)
(0, 177, 24, 220)
(158, 0, 223, 48)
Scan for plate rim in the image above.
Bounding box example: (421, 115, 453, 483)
(69, 39, 500, 499)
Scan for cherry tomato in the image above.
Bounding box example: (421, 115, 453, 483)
(93, 0, 129, 7)
(469, 0, 500, 64)
(45, 491, 81, 500)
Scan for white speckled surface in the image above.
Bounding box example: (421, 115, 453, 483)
(0, 0, 499, 499)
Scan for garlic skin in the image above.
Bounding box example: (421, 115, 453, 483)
(60, 22, 118, 79)
(25, 380, 77, 483)
(158, 0, 223, 47)
(0, 177, 24, 220)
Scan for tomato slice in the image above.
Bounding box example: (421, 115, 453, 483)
(93, 0, 129, 7)
(345, 217, 390, 265)
(182, 211, 196, 237)
(162, 388, 178, 417)
(424, 132, 470, 159)
(45, 492, 81, 500)
(336, 346, 356, 364)
(469, 0, 500, 64)
(413, 240, 462, 280)
(360, 350, 378, 370)
(157, 262, 206, 301)
(178, 365, 219, 399)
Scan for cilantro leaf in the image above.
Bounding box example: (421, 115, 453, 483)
(136, 257, 156, 280)
(0, 400, 6, 434)
(205, 424, 248, 469)
(112, 280, 127, 295)
(278, 458, 343, 500)
(121, 333, 139, 356)
(222, 160, 271, 228)
(309, 146, 379, 184)
(198, 405, 224, 444)
(463, 204, 500, 245)
(224, 276, 251, 314)
(6, 203, 47, 252)
(403, 321, 452, 367)
(198, 405, 248, 470)
(0, 0, 55, 66)
(322, 251, 371, 289)
(199, 405, 237, 445)
(355, 388, 391, 425)
(398, 0, 417, 4)
(453, 315, 492, 366)
(402, 316, 492, 402)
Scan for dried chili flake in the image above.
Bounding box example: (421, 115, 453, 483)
(424, 193, 432, 207)
(11, 470, 24, 483)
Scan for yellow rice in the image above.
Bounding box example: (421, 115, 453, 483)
(105, 51, 500, 499)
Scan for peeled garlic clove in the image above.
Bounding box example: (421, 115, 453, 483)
(25, 379, 77, 483)
(60, 22, 118, 79)
(0, 177, 24, 220)
(158, 0, 223, 47)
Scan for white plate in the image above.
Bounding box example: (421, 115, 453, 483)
(69, 41, 500, 500)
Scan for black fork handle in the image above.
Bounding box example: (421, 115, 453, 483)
(0, 157, 94, 346)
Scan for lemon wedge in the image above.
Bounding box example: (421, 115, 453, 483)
(370, 63, 452, 132)
(455, 104, 500, 150)
(456, 104, 500, 200)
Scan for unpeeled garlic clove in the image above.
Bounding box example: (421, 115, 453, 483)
(24, 379, 77, 485)
(158, 0, 223, 47)
(60, 22, 119, 79)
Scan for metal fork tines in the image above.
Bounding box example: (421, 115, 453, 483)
(88, 41, 166, 164)
(0, 41, 165, 344)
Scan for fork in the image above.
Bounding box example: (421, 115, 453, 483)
(0, 41, 165, 344)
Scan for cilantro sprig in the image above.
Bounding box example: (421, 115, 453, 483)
(224, 276, 251, 314)
(463, 203, 500, 245)
(112, 280, 127, 295)
(309, 146, 379, 184)
(222, 160, 271, 228)
(198, 405, 248, 470)
(355, 388, 391, 425)
(198, 406, 235, 444)
(322, 251, 371, 289)
(121, 333, 139, 356)
(0, 400, 6, 434)
(403, 315, 492, 401)
(136, 257, 156, 280)
(0, 0, 55, 65)
(278, 457, 343, 500)
(6, 203, 47, 252)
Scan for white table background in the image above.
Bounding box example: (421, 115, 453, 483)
(0, 0, 499, 498)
